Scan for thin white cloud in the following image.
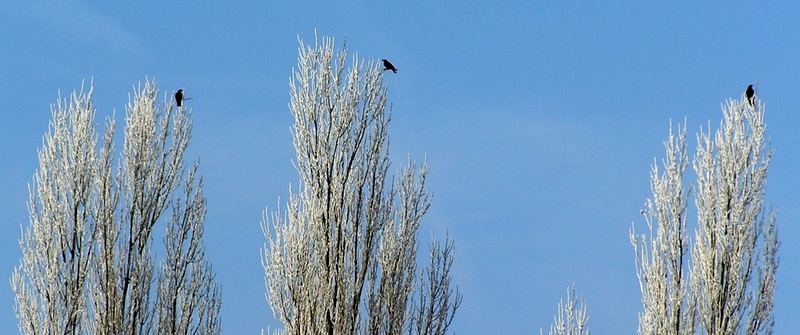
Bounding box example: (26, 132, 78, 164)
(15, 1, 147, 57)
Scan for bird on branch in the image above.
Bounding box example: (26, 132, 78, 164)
(382, 59, 397, 73)
(175, 89, 193, 107)
(745, 84, 755, 107)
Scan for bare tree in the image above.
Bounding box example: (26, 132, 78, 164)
(154, 167, 222, 335)
(408, 237, 461, 335)
(631, 122, 693, 335)
(631, 92, 778, 335)
(262, 35, 460, 335)
(541, 285, 590, 335)
(11, 84, 100, 335)
(12, 80, 221, 335)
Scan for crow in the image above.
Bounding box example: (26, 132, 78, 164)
(745, 84, 755, 107)
(175, 89, 184, 107)
(382, 59, 397, 73)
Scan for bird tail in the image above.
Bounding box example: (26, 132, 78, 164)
(392, 69, 397, 73)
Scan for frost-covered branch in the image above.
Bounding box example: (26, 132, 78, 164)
(408, 237, 462, 335)
(631, 121, 693, 335)
(155, 166, 222, 335)
(12, 80, 221, 335)
(541, 285, 590, 335)
(12, 83, 99, 335)
(632, 90, 778, 335)
(690, 94, 776, 335)
(262, 35, 458, 335)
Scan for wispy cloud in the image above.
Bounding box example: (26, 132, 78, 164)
(13, 1, 147, 58)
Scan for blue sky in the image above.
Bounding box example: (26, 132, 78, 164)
(1, 1, 799, 333)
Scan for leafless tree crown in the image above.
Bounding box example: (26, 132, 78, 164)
(12, 80, 221, 335)
(631, 92, 778, 335)
(262, 36, 460, 335)
(541, 285, 591, 335)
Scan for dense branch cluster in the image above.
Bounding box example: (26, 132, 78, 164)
(541, 91, 778, 335)
(262, 36, 460, 335)
(631, 94, 778, 335)
(12, 80, 221, 335)
(541, 285, 590, 335)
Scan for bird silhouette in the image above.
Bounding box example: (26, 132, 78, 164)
(745, 84, 755, 107)
(382, 59, 397, 73)
(175, 89, 184, 107)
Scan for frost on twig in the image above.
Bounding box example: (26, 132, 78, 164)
(12, 80, 221, 335)
(262, 35, 459, 335)
(632, 93, 777, 335)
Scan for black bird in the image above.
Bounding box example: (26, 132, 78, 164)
(382, 59, 397, 73)
(175, 89, 184, 107)
(745, 85, 755, 107)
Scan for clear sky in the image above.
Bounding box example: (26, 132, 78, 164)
(1, 1, 799, 333)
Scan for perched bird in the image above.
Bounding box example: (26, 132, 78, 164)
(382, 59, 397, 73)
(745, 84, 755, 106)
(175, 89, 184, 107)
